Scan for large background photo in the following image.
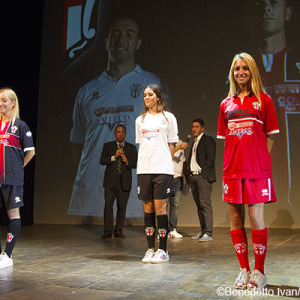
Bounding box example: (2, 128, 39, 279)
(35, 0, 300, 227)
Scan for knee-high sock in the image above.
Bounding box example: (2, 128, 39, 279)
(157, 214, 168, 251)
(144, 213, 156, 249)
(5, 219, 21, 258)
(251, 227, 268, 274)
(230, 228, 250, 272)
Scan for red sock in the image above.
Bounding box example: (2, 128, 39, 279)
(251, 227, 268, 274)
(230, 228, 250, 271)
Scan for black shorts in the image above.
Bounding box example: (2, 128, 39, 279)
(137, 174, 173, 201)
(0, 185, 24, 210)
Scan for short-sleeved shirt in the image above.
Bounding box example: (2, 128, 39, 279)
(217, 92, 279, 180)
(69, 65, 164, 217)
(0, 119, 35, 185)
(136, 111, 178, 175)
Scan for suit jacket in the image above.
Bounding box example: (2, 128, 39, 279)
(100, 141, 138, 192)
(186, 134, 216, 183)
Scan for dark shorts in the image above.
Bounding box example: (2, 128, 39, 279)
(0, 185, 24, 209)
(222, 178, 277, 205)
(137, 174, 173, 201)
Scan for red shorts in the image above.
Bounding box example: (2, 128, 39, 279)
(222, 178, 277, 205)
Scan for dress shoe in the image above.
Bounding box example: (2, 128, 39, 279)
(114, 231, 126, 238)
(100, 232, 112, 239)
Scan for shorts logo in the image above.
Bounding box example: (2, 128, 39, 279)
(252, 102, 261, 110)
(158, 228, 167, 238)
(234, 242, 247, 254)
(137, 186, 140, 194)
(130, 83, 142, 98)
(11, 126, 18, 133)
(145, 227, 154, 236)
(26, 131, 32, 137)
(224, 183, 229, 195)
(253, 243, 265, 255)
(166, 188, 170, 194)
(7, 233, 14, 243)
(262, 188, 269, 196)
(15, 197, 21, 203)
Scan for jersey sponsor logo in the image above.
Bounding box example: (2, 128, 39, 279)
(15, 196, 21, 203)
(130, 83, 142, 98)
(26, 131, 32, 137)
(252, 102, 261, 110)
(261, 188, 269, 197)
(253, 243, 266, 255)
(141, 129, 159, 140)
(11, 126, 18, 133)
(224, 183, 229, 195)
(7, 233, 14, 243)
(94, 106, 134, 131)
(234, 242, 247, 254)
(158, 228, 167, 238)
(145, 227, 154, 236)
(228, 121, 253, 138)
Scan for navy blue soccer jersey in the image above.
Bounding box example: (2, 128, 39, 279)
(0, 118, 35, 185)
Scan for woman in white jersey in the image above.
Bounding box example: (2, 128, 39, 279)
(135, 84, 178, 263)
(217, 53, 279, 290)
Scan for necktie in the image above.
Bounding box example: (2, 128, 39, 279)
(117, 144, 123, 174)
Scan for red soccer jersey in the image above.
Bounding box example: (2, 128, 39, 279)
(217, 92, 279, 180)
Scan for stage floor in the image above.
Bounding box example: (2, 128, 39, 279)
(0, 225, 299, 299)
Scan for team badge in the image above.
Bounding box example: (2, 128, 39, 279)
(130, 83, 142, 98)
(158, 228, 167, 238)
(7, 233, 14, 243)
(224, 183, 229, 195)
(26, 131, 32, 137)
(252, 102, 261, 110)
(145, 227, 154, 236)
(234, 242, 247, 254)
(11, 126, 18, 133)
(253, 243, 265, 255)
(261, 188, 269, 197)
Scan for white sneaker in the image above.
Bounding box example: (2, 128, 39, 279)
(199, 234, 213, 242)
(151, 249, 169, 264)
(0, 252, 13, 269)
(142, 248, 155, 263)
(168, 229, 183, 238)
(234, 268, 250, 289)
(191, 232, 202, 240)
(247, 269, 267, 290)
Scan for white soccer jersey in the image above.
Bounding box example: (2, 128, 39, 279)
(69, 65, 163, 217)
(136, 111, 178, 175)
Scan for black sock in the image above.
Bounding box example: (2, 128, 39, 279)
(157, 214, 168, 251)
(144, 212, 156, 249)
(5, 219, 21, 258)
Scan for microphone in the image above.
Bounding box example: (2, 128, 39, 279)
(185, 134, 192, 143)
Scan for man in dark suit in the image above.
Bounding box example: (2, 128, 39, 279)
(186, 119, 216, 242)
(100, 125, 138, 239)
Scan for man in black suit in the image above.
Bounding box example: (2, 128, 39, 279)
(100, 125, 137, 239)
(186, 119, 216, 242)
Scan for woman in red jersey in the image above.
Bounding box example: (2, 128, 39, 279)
(217, 53, 279, 290)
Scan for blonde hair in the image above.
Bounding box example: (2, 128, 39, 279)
(228, 52, 265, 103)
(0, 88, 20, 125)
(141, 84, 168, 121)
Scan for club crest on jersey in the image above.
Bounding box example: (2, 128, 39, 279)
(158, 228, 167, 238)
(252, 102, 260, 110)
(26, 131, 32, 137)
(7, 233, 14, 243)
(224, 183, 229, 195)
(130, 83, 142, 98)
(145, 227, 154, 236)
(11, 126, 18, 133)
